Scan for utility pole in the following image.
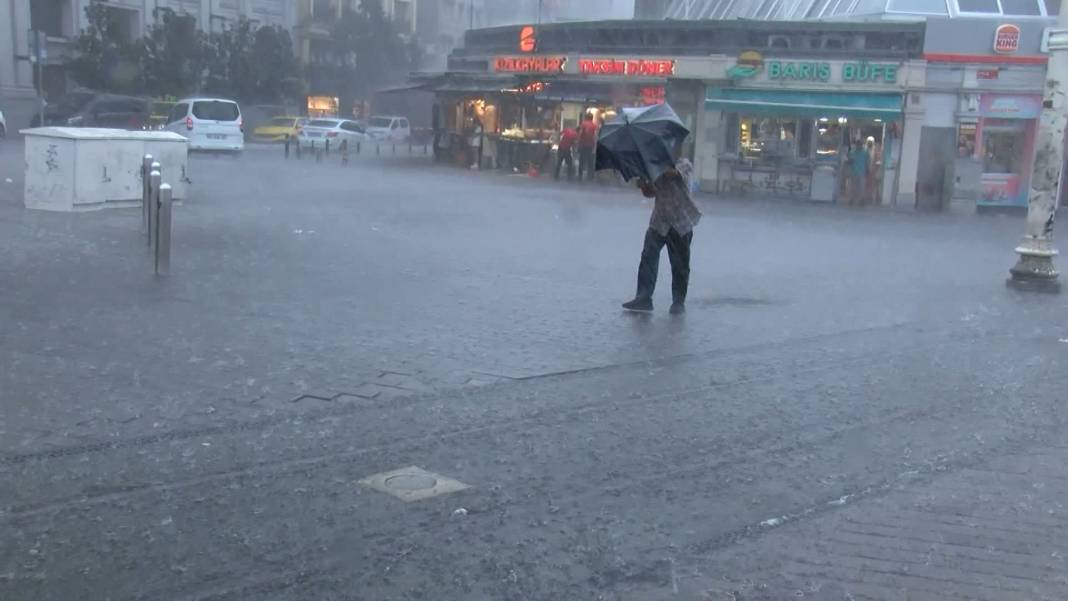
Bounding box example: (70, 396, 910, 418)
(28, 30, 45, 128)
(1008, 11, 1068, 293)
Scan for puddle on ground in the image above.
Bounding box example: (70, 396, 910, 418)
(692, 296, 782, 308)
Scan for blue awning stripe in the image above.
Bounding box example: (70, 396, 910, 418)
(706, 88, 903, 119)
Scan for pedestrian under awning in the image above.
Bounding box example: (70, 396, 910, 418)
(706, 89, 903, 120)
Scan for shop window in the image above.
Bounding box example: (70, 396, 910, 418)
(738, 117, 800, 162)
(815, 118, 845, 159)
(958, 123, 977, 158)
(982, 122, 1026, 174)
(1045, 0, 1060, 16)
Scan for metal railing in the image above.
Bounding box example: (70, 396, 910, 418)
(283, 136, 431, 163)
(141, 154, 173, 276)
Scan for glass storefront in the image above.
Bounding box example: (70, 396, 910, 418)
(972, 94, 1042, 209)
(435, 79, 670, 173)
(708, 89, 902, 204)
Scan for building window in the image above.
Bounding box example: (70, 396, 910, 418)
(31, 0, 74, 38)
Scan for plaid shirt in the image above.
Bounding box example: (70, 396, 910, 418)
(649, 159, 701, 236)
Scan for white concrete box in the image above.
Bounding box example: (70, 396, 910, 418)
(21, 128, 189, 212)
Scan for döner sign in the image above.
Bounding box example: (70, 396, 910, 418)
(578, 59, 676, 77)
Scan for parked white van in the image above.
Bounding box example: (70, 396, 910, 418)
(365, 115, 411, 143)
(166, 98, 244, 152)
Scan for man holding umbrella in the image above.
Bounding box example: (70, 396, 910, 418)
(595, 104, 700, 315)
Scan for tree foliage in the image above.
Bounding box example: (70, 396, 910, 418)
(67, 2, 140, 94)
(140, 9, 208, 98)
(67, 2, 301, 104)
(307, 1, 421, 108)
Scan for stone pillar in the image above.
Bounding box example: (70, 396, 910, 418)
(697, 107, 721, 193)
(1007, 13, 1065, 293)
(894, 93, 924, 209)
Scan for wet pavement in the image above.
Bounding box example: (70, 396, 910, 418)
(1, 140, 1067, 600)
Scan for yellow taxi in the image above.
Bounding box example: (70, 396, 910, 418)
(251, 116, 306, 143)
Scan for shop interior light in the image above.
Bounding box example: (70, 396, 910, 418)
(818, 117, 829, 122)
(874, 118, 882, 123)
(837, 117, 848, 124)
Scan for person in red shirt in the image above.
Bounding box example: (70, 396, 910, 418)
(555, 126, 578, 180)
(577, 113, 599, 181)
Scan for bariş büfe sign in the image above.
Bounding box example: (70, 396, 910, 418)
(579, 59, 676, 77)
(495, 56, 567, 73)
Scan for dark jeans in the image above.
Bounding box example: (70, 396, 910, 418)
(554, 149, 574, 180)
(635, 227, 693, 304)
(578, 147, 595, 181)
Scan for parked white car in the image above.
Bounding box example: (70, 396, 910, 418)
(296, 118, 369, 150)
(0, 108, 6, 138)
(365, 115, 411, 143)
(165, 98, 244, 152)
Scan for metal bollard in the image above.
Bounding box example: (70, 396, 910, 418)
(409, 140, 413, 155)
(284, 136, 290, 159)
(325, 138, 330, 156)
(155, 183, 172, 276)
(424, 144, 428, 155)
(376, 144, 380, 156)
(392, 143, 396, 155)
(148, 163, 161, 248)
(142, 154, 154, 234)
(296, 139, 302, 159)
(357, 141, 361, 154)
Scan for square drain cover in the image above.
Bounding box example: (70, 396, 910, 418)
(359, 466, 470, 502)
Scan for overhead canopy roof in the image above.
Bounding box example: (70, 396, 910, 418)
(664, 0, 1053, 20)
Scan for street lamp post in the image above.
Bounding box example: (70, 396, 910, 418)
(1008, 13, 1068, 293)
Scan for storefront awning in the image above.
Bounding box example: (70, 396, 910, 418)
(706, 89, 903, 120)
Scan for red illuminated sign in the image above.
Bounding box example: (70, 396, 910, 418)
(519, 26, 536, 53)
(994, 24, 1020, 54)
(494, 56, 567, 73)
(640, 86, 666, 105)
(578, 59, 676, 77)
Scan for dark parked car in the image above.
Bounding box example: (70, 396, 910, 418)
(29, 92, 149, 129)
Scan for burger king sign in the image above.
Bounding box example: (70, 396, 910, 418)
(994, 24, 1021, 54)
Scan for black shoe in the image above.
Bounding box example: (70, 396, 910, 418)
(622, 298, 653, 312)
(669, 302, 685, 315)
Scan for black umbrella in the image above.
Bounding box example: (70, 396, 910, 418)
(595, 103, 690, 183)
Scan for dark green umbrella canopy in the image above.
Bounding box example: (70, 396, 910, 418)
(595, 103, 690, 183)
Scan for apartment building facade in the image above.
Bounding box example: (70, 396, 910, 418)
(1, 0, 294, 127)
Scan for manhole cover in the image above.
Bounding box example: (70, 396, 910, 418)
(359, 466, 470, 502)
(385, 474, 437, 491)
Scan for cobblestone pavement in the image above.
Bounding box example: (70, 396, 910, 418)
(1, 141, 1066, 600)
